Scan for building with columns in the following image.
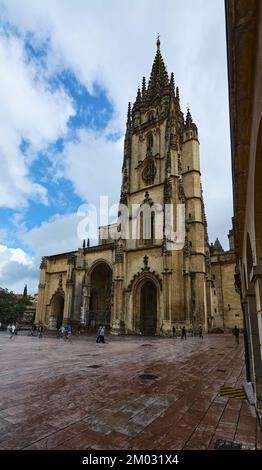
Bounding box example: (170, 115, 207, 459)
(226, 0, 262, 410)
(35, 39, 242, 336)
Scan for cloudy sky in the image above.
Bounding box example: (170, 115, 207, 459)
(0, 0, 232, 294)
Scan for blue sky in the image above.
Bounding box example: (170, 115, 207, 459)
(0, 0, 232, 293)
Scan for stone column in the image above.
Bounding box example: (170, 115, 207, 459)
(251, 265, 262, 409)
(241, 297, 253, 382)
(82, 283, 91, 326)
(246, 284, 262, 409)
(111, 242, 124, 335)
(63, 280, 73, 324)
(36, 257, 47, 325)
(162, 251, 172, 335)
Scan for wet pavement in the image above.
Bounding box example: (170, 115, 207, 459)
(0, 332, 261, 450)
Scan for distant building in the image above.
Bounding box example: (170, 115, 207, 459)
(209, 228, 243, 331)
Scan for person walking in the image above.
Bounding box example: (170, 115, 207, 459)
(8, 323, 15, 339)
(38, 324, 44, 338)
(59, 324, 65, 339)
(66, 323, 72, 341)
(181, 325, 187, 340)
(232, 325, 240, 345)
(99, 325, 105, 344)
(96, 324, 102, 343)
(172, 325, 176, 338)
(198, 325, 203, 339)
(77, 323, 81, 336)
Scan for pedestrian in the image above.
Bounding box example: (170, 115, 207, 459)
(189, 324, 194, 337)
(96, 324, 102, 343)
(77, 323, 81, 336)
(181, 325, 187, 340)
(38, 324, 44, 338)
(10, 322, 16, 339)
(232, 325, 240, 345)
(29, 324, 36, 336)
(66, 323, 72, 341)
(99, 325, 105, 344)
(172, 325, 176, 338)
(198, 325, 203, 339)
(59, 324, 65, 339)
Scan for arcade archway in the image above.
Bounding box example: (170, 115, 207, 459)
(139, 280, 157, 336)
(88, 262, 113, 328)
(51, 293, 64, 328)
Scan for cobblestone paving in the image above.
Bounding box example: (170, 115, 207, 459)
(0, 332, 261, 450)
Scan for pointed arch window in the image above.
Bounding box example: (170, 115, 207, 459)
(142, 159, 156, 185)
(140, 211, 144, 242)
(151, 211, 155, 242)
(147, 133, 153, 151)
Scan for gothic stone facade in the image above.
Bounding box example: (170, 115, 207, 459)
(35, 40, 242, 336)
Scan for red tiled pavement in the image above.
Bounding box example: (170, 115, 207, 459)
(0, 331, 260, 450)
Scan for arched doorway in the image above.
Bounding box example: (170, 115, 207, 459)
(88, 262, 112, 328)
(140, 280, 157, 335)
(51, 294, 64, 329)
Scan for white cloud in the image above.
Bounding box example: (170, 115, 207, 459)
(0, 32, 75, 208)
(62, 129, 123, 206)
(0, 0, 233, 247)
(0, 244, 38, 293)
(20, 212, 83, 258)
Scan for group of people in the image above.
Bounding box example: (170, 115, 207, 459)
(172, 324, 204, 340)
(29, 324, 44, 338)
(57, 323, 73, 341)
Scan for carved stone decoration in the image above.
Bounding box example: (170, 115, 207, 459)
(40, 257, 47, 270)
(170, 132, 178, 150)
(120, 190, 127, 205)
(58, 274, 63, 291)
(183, 238, 190, 257)
(141, 191, 154, 207)
(115, 243, 124, 263)
(164, 177, 172, 204)
(143, 255, 149, 269)
(127, 267, 162, 292)
(178, 177, 185, 203)
(234, 265, 241, 295)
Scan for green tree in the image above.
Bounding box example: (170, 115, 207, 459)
(0, 288, 31, 324)
(23, 284, 28, 298)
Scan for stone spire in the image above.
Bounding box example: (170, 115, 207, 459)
(126, 101, 131, 126)
(133, 86, 141, 109)
(185, 107, 193, 127)
(184, 107, 198, 139)
(141, 76, 147, 100)
(170, 72, 175, 94)
(213, 238, 223, 253)
(147, 37, 169, 99)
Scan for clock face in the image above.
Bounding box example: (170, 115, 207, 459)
(142, 160, 156, 185)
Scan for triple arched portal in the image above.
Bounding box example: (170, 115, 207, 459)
(50, 260, 159, 335)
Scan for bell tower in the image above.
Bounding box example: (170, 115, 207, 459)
(120, 38, 185, 250)
(117, 38, 209, 334)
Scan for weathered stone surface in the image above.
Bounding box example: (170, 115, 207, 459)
(0, 332, 259, 450)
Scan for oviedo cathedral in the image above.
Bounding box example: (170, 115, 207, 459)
(35, 40, 243, 335)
